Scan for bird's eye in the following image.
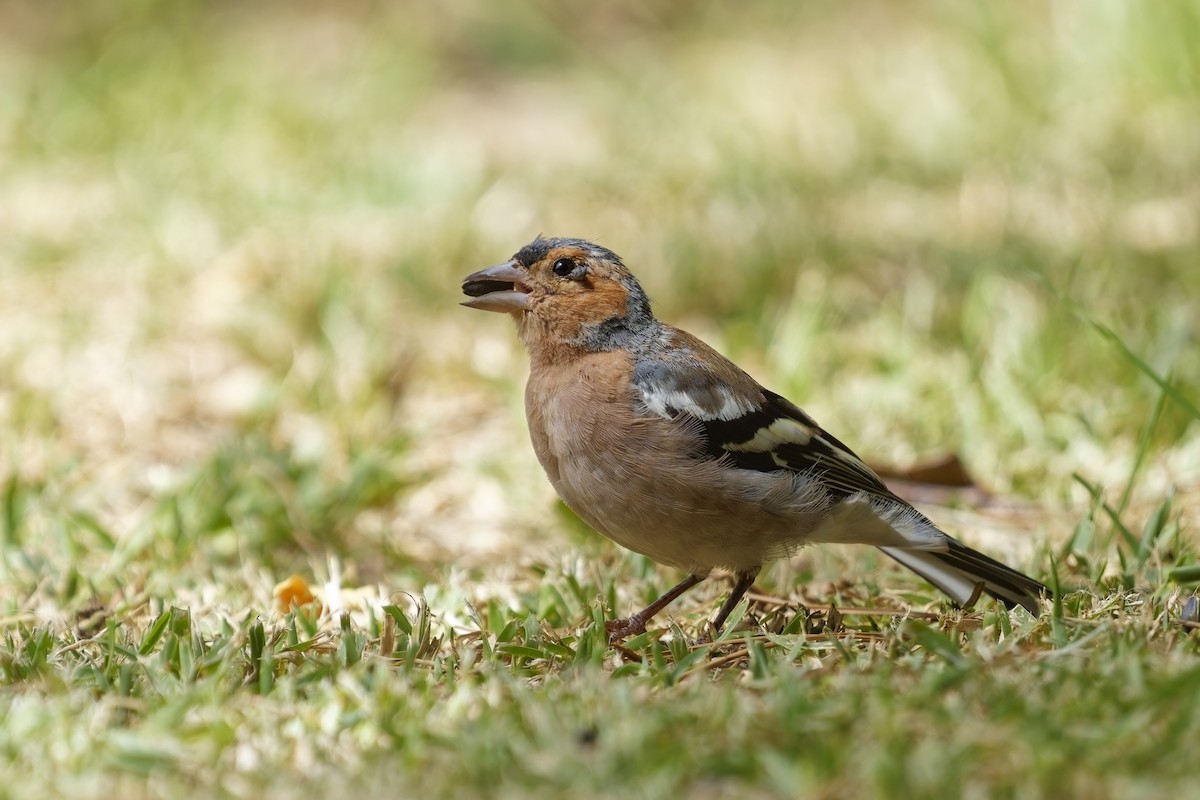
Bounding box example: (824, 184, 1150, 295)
(552, 257, 577, 277)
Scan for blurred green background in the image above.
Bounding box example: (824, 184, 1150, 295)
(2, 0, 1197, 590)
(3, 2, 1200, 797)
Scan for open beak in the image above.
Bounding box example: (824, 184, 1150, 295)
(461, 260, 532, 314)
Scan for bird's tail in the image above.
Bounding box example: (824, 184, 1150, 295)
(877, 539, 1046, 616)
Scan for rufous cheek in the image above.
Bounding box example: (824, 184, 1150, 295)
(577, 279, 631, 324)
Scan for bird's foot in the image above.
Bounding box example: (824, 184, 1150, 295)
(605, 615, 647, 643)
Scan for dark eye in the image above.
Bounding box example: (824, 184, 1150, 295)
(552, 257, 577, 277)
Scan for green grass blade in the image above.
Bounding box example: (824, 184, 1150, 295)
(138, 611, 172, 657)
(1089, 320, 1200, 423)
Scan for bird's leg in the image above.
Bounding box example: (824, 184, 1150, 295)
(606, 572, 708, 642)
(709, 567, 761, 634)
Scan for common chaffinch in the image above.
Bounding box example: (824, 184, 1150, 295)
(462, 236, 1046, 639)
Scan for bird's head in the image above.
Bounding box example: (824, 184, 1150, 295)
(462, 237, 656, 354)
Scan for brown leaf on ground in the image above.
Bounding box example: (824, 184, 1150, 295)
(870, 454, 994, 508)
(870, 453, 977, 487)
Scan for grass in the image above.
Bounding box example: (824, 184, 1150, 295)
(1, 1, 1199, 797)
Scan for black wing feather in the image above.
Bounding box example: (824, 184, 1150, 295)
(695, 389, 896, 502)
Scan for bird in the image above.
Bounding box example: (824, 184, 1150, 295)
(461, 236, 1046, 640)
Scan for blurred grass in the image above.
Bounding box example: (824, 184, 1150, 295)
(1, 1, 1199, 798)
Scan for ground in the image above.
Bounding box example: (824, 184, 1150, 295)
(1, 2, 1198, 798)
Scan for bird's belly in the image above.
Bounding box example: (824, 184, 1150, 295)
(549, 440, 824, 573)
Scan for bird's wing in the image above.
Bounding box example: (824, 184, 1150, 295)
(633, 350, 896, 504)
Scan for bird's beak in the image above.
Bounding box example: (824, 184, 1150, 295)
(461, 260, 532, 314)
